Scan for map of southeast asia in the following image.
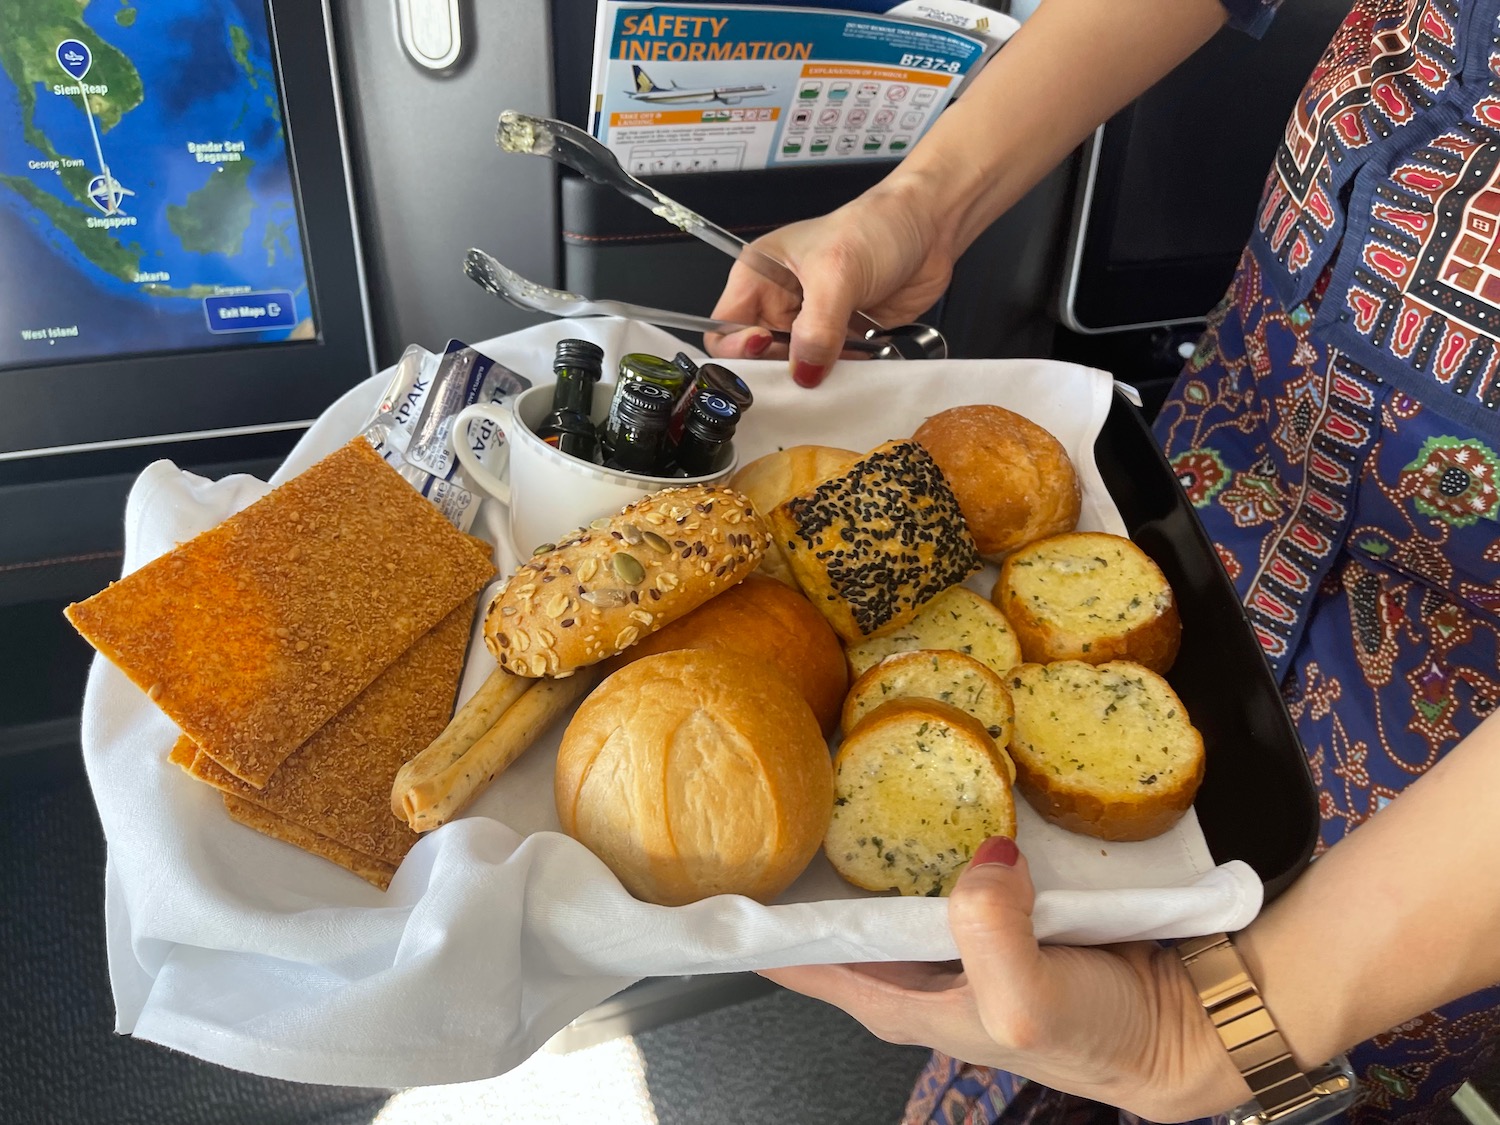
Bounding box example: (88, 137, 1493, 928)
(0, 0, 315, 369)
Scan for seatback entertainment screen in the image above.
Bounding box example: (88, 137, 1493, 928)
(0, 0, 316, 370)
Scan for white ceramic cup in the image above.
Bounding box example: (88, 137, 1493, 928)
(453, 381, 737, 556)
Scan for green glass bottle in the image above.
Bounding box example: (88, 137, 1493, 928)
(668, 360, 753, 443)
(671, 391, 740, 477)
(536, 339, 603, 461)
(607, 352, 687, 435)
(602, 381, 675, 475)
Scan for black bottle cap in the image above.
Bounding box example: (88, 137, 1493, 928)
(554, 338, 604, 374)
(684, 392, 739, 441)
(673, 352, 700, 379)
(697, 363, 753, 411)
(616, 379, 675, 424)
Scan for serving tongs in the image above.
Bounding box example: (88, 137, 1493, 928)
(466, 248, 897, 357)
(485, 111, 947, 361)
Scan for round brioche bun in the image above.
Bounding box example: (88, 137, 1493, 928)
(606, 574, 847, 736)
(556, 649, 834, 906)
(730, 445, 859, 586)
(993, 532, 1181, 673)
(912, 405, 1081, 559)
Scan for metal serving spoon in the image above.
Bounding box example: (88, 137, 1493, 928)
(493, 110, 947, 361)
(464, 248, 936, 359)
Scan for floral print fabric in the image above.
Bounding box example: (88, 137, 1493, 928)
(902, 0, 1500, 1119)
(904, 248, 1500, 1125)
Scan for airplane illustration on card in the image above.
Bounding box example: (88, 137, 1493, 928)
(626, 65, 773, 105)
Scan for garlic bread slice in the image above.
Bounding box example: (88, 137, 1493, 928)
(1007, 660, 1203, 841)
(994, 532, 1180, 673)
(825, 699, 1016, 897)
(841, 650, 1015, 783)
(846, 586, 1022, 680)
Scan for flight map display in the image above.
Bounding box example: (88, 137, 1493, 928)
(0, 0, 316, 370)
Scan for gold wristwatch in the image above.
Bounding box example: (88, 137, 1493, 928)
(1177, 933, 1357, 1125)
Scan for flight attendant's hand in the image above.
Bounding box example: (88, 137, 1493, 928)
(760, 836, 1250, 1121)
(706, 179, 955, 387)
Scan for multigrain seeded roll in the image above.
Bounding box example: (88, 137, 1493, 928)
(825, 699, 1016, 897)
(482, 485, 771, 677)
(845, 585, 1022, 680)
(994, 532, 1181, 673)
(770, 440, 981, 643)
(1007, 660, 1204, 841)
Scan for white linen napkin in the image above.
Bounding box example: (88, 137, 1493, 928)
(87, 319, 1262, 1087)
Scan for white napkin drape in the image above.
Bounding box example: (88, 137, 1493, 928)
(85, 320, 1262, 1087)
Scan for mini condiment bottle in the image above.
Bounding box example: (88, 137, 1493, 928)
(602, 380, 676, 474)
(535, 339, 603, 462)
(671, 391, 740, 477)
(668, 361, 753, 442)
(672, 352, 700, 381)
(607, 352, 687, 434)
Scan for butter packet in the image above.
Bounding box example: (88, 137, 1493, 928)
(362, 340, 530, 531)
(405, 341, 530, 479)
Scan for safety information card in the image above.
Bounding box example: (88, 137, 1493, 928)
(587, 2, 1016, 174)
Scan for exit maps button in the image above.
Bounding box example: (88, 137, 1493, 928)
(203, 291, 297, 333)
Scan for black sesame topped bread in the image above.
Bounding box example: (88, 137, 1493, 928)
(844, 585, 1022, 681)
(825, 698, 1016, 897)
(482, 485, 771, 678)
(769, 440, 981, 643)
(729, 445, 860, 588)
(1007, 660, 1203, 841)
(993, 532, 1180, 673)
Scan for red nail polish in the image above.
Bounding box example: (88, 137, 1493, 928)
(792, 361, 826, 388)
(747, 332, 772, 358)
(971, 836, 1019, 868)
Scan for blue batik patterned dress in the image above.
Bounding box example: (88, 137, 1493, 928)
(906, 2, 1500, 1122)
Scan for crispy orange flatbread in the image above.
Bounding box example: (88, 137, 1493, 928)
(66, 437, 495, 787)
(221, 795, 398, 890)
(173, 594, 478, 872)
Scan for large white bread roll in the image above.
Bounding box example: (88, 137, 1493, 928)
(555, 649, 834, 906)
(913, 405, 1081, 559)
(729, 445, 859, 587)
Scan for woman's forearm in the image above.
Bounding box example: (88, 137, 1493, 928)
(1235, 709, 1500, 1071)
(882, 0, 1228, 256)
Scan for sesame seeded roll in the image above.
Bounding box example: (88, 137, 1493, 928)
(769, 440, 982, 643)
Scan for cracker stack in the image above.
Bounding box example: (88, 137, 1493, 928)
(169, 595, 478, 888)
(67, 437, 497, 889)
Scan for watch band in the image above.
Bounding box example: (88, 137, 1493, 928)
(1177, 933, 1352, 1124)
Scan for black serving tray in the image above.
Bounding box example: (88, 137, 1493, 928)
(1093, 390, 1319, 903)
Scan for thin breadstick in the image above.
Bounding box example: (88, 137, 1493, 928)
(390, 665, 531, 818)
(399, 671, 596, 832)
